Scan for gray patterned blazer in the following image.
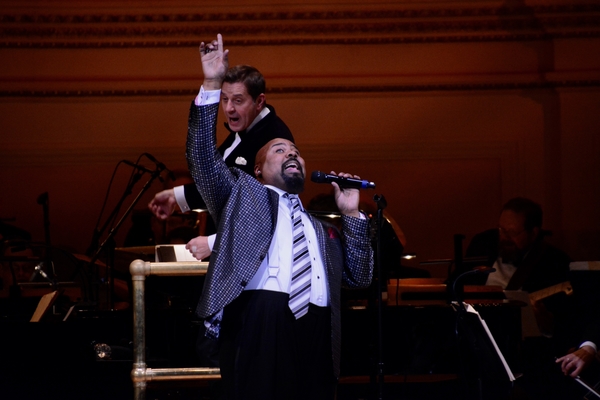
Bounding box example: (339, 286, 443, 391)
(186, 102, 374, 377)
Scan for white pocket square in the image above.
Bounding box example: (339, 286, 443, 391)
(235, 157, 247, 166)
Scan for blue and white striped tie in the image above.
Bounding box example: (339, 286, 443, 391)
(286, 193, 311, 319)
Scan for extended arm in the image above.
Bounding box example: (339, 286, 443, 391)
(148, 188, 178, 220)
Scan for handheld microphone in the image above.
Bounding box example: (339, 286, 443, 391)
(311, 171, 376, 189)
(143, 153, 176, 181)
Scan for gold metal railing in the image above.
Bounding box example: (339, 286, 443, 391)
(129, 259, 220, 400)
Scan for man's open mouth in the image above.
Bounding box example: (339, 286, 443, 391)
(283, 159, 300, 172)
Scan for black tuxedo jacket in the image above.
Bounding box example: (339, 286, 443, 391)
(183, 102, 294, 211)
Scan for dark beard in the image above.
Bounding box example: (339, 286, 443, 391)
(282, 172, 305, 193)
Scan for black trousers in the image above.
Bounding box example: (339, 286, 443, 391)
(219, 290, 336, 400)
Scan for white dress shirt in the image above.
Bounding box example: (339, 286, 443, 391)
(245, 186, 329, 307)
(485, 258, 517, 289)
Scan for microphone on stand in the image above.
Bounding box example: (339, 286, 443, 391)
(143, 153, 176, 182)
(472, 266, 497, 274)
(311, 171, 376, 189)
(451, 267, 496, 312)
(30, 262, 52, 283)
(122, 160, 155, 175)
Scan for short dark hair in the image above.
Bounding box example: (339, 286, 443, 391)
(502, 197, 543, 231)
(224, 65, 265, 101)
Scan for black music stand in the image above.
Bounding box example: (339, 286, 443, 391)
(451, 269, 518, 400)
(575, 376, 600, 400)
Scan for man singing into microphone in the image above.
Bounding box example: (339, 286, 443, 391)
(187, 34, 374, 400)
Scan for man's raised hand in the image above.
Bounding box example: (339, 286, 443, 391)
(199, 33, 229, 90)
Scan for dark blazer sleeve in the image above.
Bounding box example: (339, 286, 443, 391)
(579, 302, 600, 348)
(340, 215, 374, 289)
(182, 183, 207, 210)
(186, 101, 236, 222)
(566, 272, 600, 350)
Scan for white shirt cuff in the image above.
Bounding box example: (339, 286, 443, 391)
(580, 341, 598, 352)
(207, 234, 216, 251)
(195, 86, 221, 106)
(173, 185, 190, 213)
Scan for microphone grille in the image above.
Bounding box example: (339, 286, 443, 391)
(311, 171, 325, 183)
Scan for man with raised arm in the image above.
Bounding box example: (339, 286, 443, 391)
(187, 34, 374, 400)
(148, 35, 294, 261)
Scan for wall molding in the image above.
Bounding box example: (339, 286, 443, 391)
(0, 139, 517, 164)
(2, 3, 600, 48)
(2, 79, 600, 98)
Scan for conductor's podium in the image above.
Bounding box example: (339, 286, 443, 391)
(129, 259, 219, 400)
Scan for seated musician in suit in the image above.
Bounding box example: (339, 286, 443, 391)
(461, 197, 571, 295)
(456, 197, 599, 398)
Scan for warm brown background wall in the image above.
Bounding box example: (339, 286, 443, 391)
(1, 0, 599, 273)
